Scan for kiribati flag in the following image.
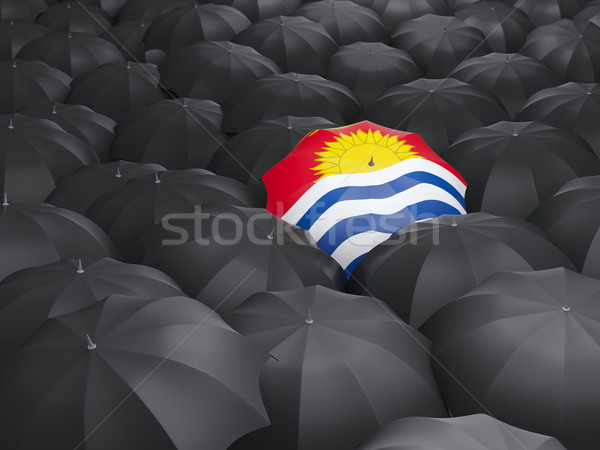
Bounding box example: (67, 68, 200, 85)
(262, 121, 467, 275)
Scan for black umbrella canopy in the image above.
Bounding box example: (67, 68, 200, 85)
(0, 294, 269, 449)
(421, 267, 600, 450)
(514, 0, 587, 26)
(361, 78, 509, 155)
(233, 16, 337, 76)
(100, 19, 147, 61)
(205, 0, 301, 21)
(358, 414, 567, 450)
(159, 41, 281, 104)
(141, 203, 347, 314)
(66, 62, 163, 122)
(115, 0, 191, 22)
(451, 52, 562, 119)
(223, 286, 448, 450)
(360, 0, 452, 33)
(347, 213, 576, 329)
(445, 121, 600, 219)
(55, 0, 127, 18)
(326, 42, 423, 108)
(517, 82, 600, 158)
(391, 14, 490, 78)
(520, 19, 600, 83)
(36, 2, 112, 36)
(0, 0, 47, 21)
(0, 257, 183, 357)
(573, 0, 600, 26)
(0, 19, 48, 59)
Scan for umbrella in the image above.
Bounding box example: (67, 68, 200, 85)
(421, 267, 600, 450)
(362, 0, 452, 33)
(517, 82, 600, 158)
(451, 52, 562, 119)
(158, 41, 281, 104)
(361, 78, 509, 155)
(17, 32, 125, 78)
(0, 59, 71, 114)
(141, 202, 347, 314)
(85, 169, 260, 262)
(444, 121, 600, 219)
(223, 72, 361, 133)
(325, 41, 423, 107)
(0, 293, 269, 449)
(515, 0, 586, 26)
(391, 14, 490, 78)
(358, 414, 567, 450)
(223, 285, 448, 450)
(65, 62, 163, 122)
(233, 16, 337, 76)
(347, 213, 576, 328)
(262, 121, 467, 275)
(36, 2, 112, 36)
(0, 257, 183, 357)
(100, 18, 147, 61)
(53, 0, 126, 18)
(0, 114, 99, 203)
(0, 19, 48, 59)
(115, 0, 191, 22)
(520, 19, 600, 83)
(0, 0, 47, 21)
(573, 0, 600, 27)
(206, 0, 301, 21)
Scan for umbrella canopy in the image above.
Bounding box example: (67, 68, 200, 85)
(262, 121, 467, 275)
(17, 32, 125, 78)
(391, 14, 490, 78)
(347, 212, 577, 328)
(573, 0, 600, 26)
(63, 0, 126, 18)
(0, 59, 71, 114)
(361, 78, 509, 155)
(110, 98, 226, 170)
(159, 41, 281, 104)
(517, 82, 600, 158)
(358, 414, 567, 450)
(233, 16, 337, 76)
(421, 267, 600, 450)
(520, 19, 600, 83)
(0, 0, 47, 21)
(115, 0, 191, 22)
(0, 294, 269, 449)
(515, 0, 586, 26)
(326, 41, 423, 107)
(223, 285, 448, 450)
(0, 19, 48, 59)
(444, 121, 600, 219)
(451, 52, 561, 119)
(223, 72, 361, 133)
(36, 2, 112, 36)
(100, 18, 147, 61)
(205, 0, 301, 21)
(141, 203, 347, 314)
(362, 0, 452, 33)
(0, 257, 183, 357)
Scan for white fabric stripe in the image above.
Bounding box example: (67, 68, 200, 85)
(330, 230, 393, 270)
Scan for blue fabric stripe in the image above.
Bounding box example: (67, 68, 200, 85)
(344, 255, 363, 277)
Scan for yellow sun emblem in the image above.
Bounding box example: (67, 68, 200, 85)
(311, 128, 422, 180)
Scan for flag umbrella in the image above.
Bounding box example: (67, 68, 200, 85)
(0, 19, 48, 59)
(115, 0, 190, 22)
(0, 294, 269, 449)
(514, 0, 586, 26)
(141, 203, 347, 314)
(358, 414, 567, 450)
(158, 41, 281, 104)
(326, 41, 423, 108)
(0, 257, 183, 357)
(233, 16, 337, 76)
(223, 72, 361, 133)
(573, 0, 600, 26)
(223, 285, 448, 450)
(347, 213, 577, 328)
(421, 268, 600, 450)
(517, 82, 600, 158)
(206, 0, 301, 22)
(101, 19, 147, 61)
(36, 2, 112, 36)
(262, 120, 467, 276)
(360, 0, 452, 33)
(444, 121, 600, 219)
(361, 78, 509, 154)
(0, 0, 47, 21)
(451, 52, 561, 119)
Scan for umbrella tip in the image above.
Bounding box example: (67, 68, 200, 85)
(562, 296, 571, 312)
(51, 103, 57, 114)
(11, 59, 16, 68)
(126, 61, 131, 69)
(9, 18, 13, 25)
(86, 334, 96, 350)
(442, 26, 447, 33)
(228, 42, 232, 52)
(588, 91, 592, 95)
(450, 215, 457, 227)
(182, 98, 188, 108)
(76, 259, 84, 274)
(68, 31, 72, 39)
(2, 193, 8, 206)
(368, 156, 374, 167)
(115, 162, 122, 178)
(266, 228, 274, 240)
(305, 308, 314, 324)
(8, 117, 13, 129)
(154, 172, 161, 184)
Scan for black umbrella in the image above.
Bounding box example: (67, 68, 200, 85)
(361, 78, 508, 155)
(223, 285, 448, 450)
(0, 257, 183, 357)
(115, 0, 191, 22)
(451, 52, 561, 119)
(361, 0, 452, 33)
(100, 18, 147, 61)
(0, 59, 71, 114)
(0, 293, 269, 449)
(223, 72, 361, 133)
(520, 19, 600, 83)
(391, 14, 490, 78)
(517, 82, 600, 158)
(347, 213, 576, 328)
(36, 2, 112, 36)
(358, 414, 567, 450)
(206, 0, 301, 22)
(326, 41, 423, 107)
(573, 0, 600, 26)
(0, 19, 48, 59)
(421, 267, 600, 450)
(444, 121, 600, 219)
(64, 0, 126, 18)
(17, 32, 125, 78)
(0, 0, 47, 21)
(141, 203, 347, 314)
(233, 16, 338, 76)
(66, 62, 163, 122)
(515, 0, 586, 26)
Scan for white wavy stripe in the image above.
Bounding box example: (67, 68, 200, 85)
(330, 230, 393, 270)
(282, 158, 466, 224)
(307, 184, 467, 242)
